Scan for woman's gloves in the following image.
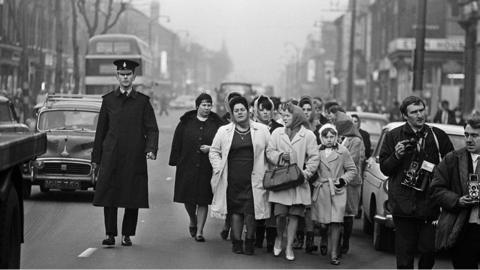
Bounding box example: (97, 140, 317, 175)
(334, 178, 346, 189)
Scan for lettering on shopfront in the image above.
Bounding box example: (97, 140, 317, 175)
(388, 38, 465, 54)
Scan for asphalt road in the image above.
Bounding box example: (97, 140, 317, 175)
(20, 108, 452, 269)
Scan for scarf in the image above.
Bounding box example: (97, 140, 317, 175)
(253, 95, 274, 125)
(318, 123, 339, 150)
(285, 103, 310, 140)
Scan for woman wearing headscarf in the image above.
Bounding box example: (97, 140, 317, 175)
(266, 103, 320, 261)
(169, 93, 223, 242)
(209, 96, 271, 255)
(311, 124, 357, 265)
(251, 95, 283, 252)
(296, 96, 322, 252)
(333, 111, 365, 256)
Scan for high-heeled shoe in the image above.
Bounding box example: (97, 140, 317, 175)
(320, 243, 327, 256)
(273, 237, 282, 257)
(330, 257, 340, 266)
(285, 248, 295, 261)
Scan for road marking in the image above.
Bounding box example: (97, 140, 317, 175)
(78, 248, 97, 258)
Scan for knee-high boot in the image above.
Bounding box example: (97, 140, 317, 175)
(255, 225, 266, 248)
(341, 216, 354, 254)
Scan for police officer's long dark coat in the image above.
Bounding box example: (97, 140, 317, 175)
(169, 110, 223, 205)
(92, 88, 159, 208)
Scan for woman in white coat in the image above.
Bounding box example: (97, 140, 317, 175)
(209, 96, 271, 255)
(266, 103, 320, 261)
(311, 124, 357, 266)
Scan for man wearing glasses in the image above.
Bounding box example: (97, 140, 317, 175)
(431, 115, 480, 268)
(92, 59, 159, 247)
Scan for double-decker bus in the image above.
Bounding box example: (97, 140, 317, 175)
(85, 34, 155, 94)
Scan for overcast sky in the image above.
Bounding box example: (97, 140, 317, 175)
(132, 0, 348, 86)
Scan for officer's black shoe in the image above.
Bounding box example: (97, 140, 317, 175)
(121, 236, 132, 246)
(102, 235, 115, 246)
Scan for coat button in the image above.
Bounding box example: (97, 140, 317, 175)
(196, 164, 200, 167)
(198, 137, 202, 141)
(200, 127, 203, 130)
(197, 150, 200, 154)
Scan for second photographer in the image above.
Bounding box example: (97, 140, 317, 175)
(379, 96, 454, 269)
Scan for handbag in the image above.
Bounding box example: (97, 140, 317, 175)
(263, 154, 305, 191)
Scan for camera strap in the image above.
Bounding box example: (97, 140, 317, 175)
(429, 127, 442, 162)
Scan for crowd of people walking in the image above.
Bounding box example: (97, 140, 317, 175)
(169, 91, 371, 266)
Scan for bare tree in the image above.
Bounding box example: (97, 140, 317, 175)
(76, 0, 128, 38)
(54, 0, 63, 92)
(70, 0, 80, 93)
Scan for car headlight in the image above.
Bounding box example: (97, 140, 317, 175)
(32, 160, 44, 169)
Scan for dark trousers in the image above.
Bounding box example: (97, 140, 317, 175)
(104, 207, 139, 236)
(393, 216, 435, 269)
(451, 223, 480, 269)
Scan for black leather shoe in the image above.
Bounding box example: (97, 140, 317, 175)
(220, 229, 229, 240)
(102, 235, 115, 246)
(121, 236, 132, 246)
(189, 226, 197, 238)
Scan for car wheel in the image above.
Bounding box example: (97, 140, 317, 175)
(362, 210, 373, 235)
(373, 219, 395, 252)
(22, 179, 32, 199)
(0, 187, 21, 268)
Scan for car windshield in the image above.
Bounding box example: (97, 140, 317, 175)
(449, 134, 466, 150)
(0, 103, 12, 122)
(361, 118, 388, 136)
(38, 110, 98, 131)
(220, 84, 252, 95)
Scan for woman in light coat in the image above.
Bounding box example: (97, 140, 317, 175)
(266, 103, 320, 261)
(209, 96, 271, 255)
(311, 124, 357, 266)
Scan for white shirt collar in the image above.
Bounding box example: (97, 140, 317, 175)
(120, 88, 132, 95)
(472, 153, 480, 162)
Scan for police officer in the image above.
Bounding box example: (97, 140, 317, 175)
(92, 59, 159, 246)
(379, 96, 453, 268)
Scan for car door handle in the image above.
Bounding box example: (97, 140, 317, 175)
(367, 164, 372, 169)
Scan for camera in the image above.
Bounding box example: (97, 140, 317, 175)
(402, 138, 418, 152)
(401, 161, 420, 189)
(468, 174, 479, 200)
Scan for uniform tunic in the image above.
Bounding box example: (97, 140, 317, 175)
(227, 129, 254, 215)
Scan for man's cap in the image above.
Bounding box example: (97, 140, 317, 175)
(113, 59, 139, 71)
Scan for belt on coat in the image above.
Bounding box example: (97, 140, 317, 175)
(312, 178, 336, 202)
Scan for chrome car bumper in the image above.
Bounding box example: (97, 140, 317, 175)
(374, 214, 395, 228)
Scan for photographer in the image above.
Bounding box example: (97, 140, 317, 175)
(430, 116, 480, 268)
(379, 96, 453, 269)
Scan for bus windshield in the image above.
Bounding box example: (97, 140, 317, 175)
(89, 40, 138, 55)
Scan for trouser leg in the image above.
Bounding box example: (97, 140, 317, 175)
(451, 224, 480, 269)
(255, 219, 266, 248)
(104, 207, 118, 236)
(121, 208, 139, 236)
(393, 216, 417, 269)
(417, 221, 435, 269)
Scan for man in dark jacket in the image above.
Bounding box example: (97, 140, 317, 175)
(379, 96, 453, 269)
(430, 116, 480, 268)
(92, 59, 159, 247)
(433, 100, 455, 124)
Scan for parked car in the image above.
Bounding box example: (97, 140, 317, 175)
(0, 95, 29, 132)
(346, 111, 389, 154)
(361, 122, 465, 251)
(22, 95, 102, 197)
(168, 95, 196, 110)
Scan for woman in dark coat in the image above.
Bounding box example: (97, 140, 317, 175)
(169, 93, 223, 241)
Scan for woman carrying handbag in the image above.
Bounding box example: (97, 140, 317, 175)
(266, 102, 320, 261)
(311, 124, 357, 266)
